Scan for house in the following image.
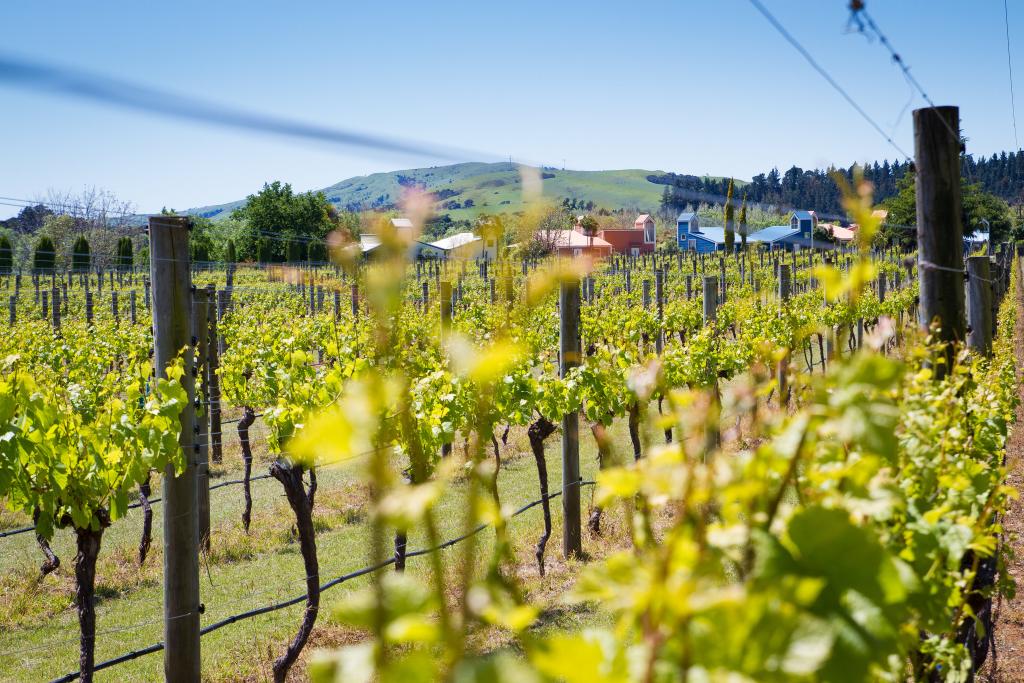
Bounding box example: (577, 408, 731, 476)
(676, 212, 727, 253)
(428, 232, 494, 260)
(536, 230, 613, 258)
(390, 218, 416, 242)
(818, 223, 856, 245)
(746, 211, 834, 251)
(589, 214, 656, 256)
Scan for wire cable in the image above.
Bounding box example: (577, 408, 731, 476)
(1006, 0, 1020, 150)
(746, 0, 911, 160)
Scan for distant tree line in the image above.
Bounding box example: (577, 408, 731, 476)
(652, 150, 1024, 219)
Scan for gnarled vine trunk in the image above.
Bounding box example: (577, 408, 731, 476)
(74, 512, 108, 683)
(238, 406, 256, 532)
(33, 508, 59, 576)
(588, 421, 612, 536)
(628, 401, 642, 461)
(269, 460, 319, 683)
(527, 416, 557, 576)
(138, 474, 153, 565)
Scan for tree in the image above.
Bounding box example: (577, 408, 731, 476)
(34, 236, 55, 273)
(116, 237, 133, 271)
(881, 170, 1014, 246)
(72, 235, 91, 272)
(723, 178, 735, 253)
(231, 182, 334, 262)
(225, 239, 237, 264)
(0, 235, 12, 274)
(578, 215, 600, 252)
(738, 194, 748, 251)
(286, 240, 306, 263)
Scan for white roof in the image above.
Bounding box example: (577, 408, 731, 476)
(391, 218, 414, 229)
(359, 234, 381, 252)
(430, 232, 480, 251)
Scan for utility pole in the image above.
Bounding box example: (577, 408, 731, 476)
(148, 215, 200, 682)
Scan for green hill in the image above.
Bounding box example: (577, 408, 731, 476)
(186, 162, 710, 222)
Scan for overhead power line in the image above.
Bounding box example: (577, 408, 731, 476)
(0, 54, 496, 163)
(1005, 0, 1020, 150)
(745, 0, 911, 160)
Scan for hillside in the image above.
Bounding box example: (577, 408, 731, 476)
(186, 162, 696, 222)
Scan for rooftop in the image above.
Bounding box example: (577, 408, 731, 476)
(430, 232, 480, 250)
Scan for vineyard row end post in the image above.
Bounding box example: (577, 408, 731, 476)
(148, 215, 201, 682)
(559, 276, 582, 559)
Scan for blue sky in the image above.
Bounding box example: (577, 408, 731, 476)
(0, 0, 1019, 218)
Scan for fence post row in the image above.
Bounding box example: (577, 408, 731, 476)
(148, 215, 201, 682)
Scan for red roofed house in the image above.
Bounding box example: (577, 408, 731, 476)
(575, 214, 656, 256)
(536, 229, 613, 258)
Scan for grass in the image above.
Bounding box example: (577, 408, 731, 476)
(187, 162, 730, 225)
(0, 407, 646, 682)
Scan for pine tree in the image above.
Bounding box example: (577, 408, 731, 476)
(34, 236, 56, 273)
(0, 235, 12, 274)
(225, 239, 237, 264)
(72, 235, 90, 272)
(738, 194, 748, 251)
(116, 237, 133, 271)
(723, 178, 735, 253)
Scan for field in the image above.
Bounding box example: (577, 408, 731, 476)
(0, 225, 1019, 682)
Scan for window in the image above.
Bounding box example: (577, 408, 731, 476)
(573, 248, 582, 257)
(644, 224, 655, 243)
(791, 216, 798, 230)
(631, 247, 640, 257)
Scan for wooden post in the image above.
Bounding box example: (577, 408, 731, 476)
(350, 283, 359, 320)
(333, 289, 341, 322)
(148, 215, 200, 682)
(421, 281, 429, 309)
(111, 290, 119, 325)
(85, 292, 93, 325)
(702, 275, 718, 326)
(130, 290, 137, 325)
(915, 106, 966, 378)
(206, 285, 222, 466)
(560, 276, 582, 559)
(966, 256, 993, 355)
(51, 287, 60, 330)
(440, 281, 452, 339)
(777, 264, 791, 406)
(8, 295, 14, 326)
(655, 269, 664, 354)
(192, 287, 211, 553)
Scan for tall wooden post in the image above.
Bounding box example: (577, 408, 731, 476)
(702, 275, 718, 326)
(914, 105, 966, 378)
(655, 269, 664, 354)
(439, 281, 452, 339)
(560, 276, 582, 559)
(777, 264, 791, 406)
(206, 284, 222, 466)
(192, 287, 211, 553)
(966, 256, 993, 356)
(148, 215, 200, 682)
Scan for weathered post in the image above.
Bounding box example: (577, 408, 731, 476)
(655, 269, 664, 354)
(8, 295, 14, 326)
(148, 215, 200, 682)
(111, 291, 119, 325)
(130, 290, 137, 325)
(51, 287, 60, 330)
(440, 281, 452, 339)
(966, 256, 993, 356)
(560, 276, 582, 559)
(350, 283, 359, 320)
(206, 284, 222, 466)
(192, 287, 211, 553)
(914, 105, 966, 378)
(702, 275, 718, 326)
(85, 292, 94, 325)
(777, 264, 791, 406)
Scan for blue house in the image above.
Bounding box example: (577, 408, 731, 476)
(747, 210, 834, 251)
(676, 212, 727, 253)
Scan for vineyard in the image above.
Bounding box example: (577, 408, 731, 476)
(0, 145, 1020, 682)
